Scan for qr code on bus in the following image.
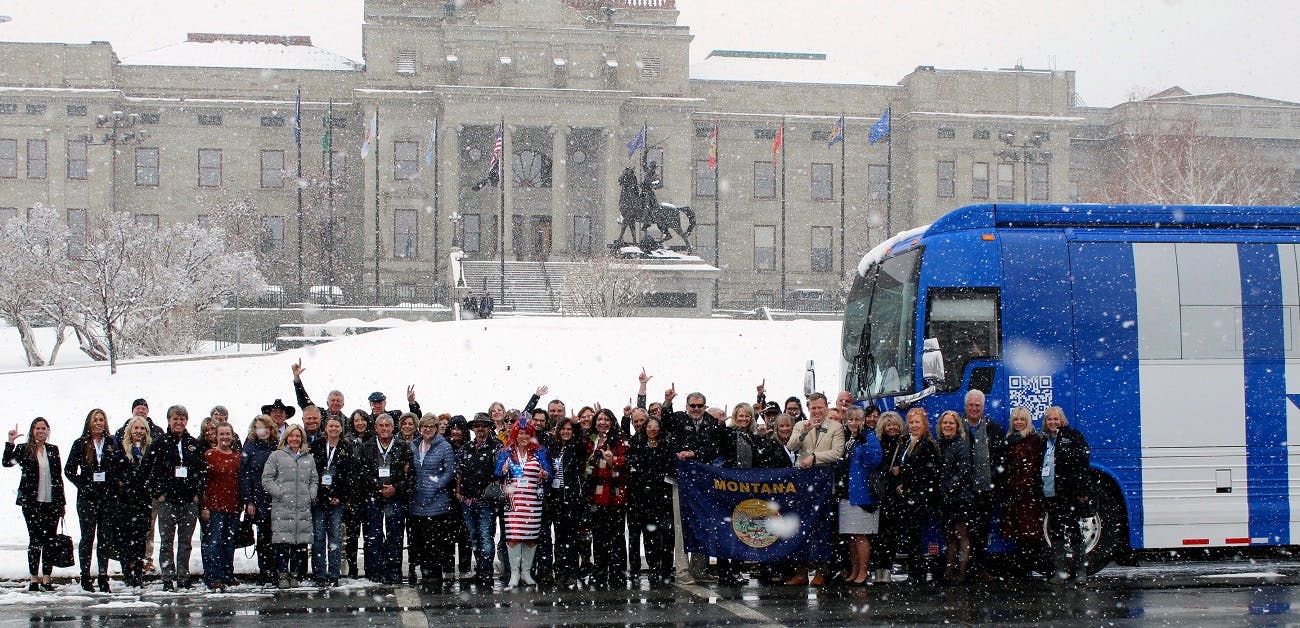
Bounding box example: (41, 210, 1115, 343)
(1007, 375, 1053, 422)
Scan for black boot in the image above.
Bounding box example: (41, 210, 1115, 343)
(98, 575, 111, 593)
(81, 574, 95, 592)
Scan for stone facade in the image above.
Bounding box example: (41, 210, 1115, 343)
(1, 0, 1297, 310)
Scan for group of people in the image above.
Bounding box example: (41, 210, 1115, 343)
(3, 362, 1094, 594)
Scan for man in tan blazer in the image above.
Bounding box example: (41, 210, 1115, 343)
(787, 392, 845, 469)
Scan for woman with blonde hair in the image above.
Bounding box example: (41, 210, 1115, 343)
(1001, 407, 1046, 578)
(262, 424, 318, 588)
(117, 416, 153, 591)
(894, 407, 939, 584)
(935, 410, 974, 583)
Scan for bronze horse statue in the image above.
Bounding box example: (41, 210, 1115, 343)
(616, 164, 695, 249)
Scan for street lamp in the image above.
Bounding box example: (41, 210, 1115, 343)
(998, 130, 1052, 202)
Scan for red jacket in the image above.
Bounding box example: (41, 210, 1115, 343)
(585, 436, 628, 508)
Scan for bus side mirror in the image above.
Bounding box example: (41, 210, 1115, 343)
(922, 337, 945, 385)
(803, 359, 816, 396)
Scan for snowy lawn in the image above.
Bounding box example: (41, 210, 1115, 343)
(0, 317, 840, 580)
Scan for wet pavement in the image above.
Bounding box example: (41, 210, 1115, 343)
(5, 562, 1300, 626)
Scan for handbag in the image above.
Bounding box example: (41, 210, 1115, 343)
(50, 518, 76, 568)
(234, 515, 256, 549)
(482, 482, 508, 511)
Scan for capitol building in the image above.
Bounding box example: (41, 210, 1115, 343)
(2, 0, 1297, 311)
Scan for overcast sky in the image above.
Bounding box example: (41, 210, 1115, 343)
(1, 0, 1296, 107)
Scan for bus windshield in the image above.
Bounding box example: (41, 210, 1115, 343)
(843, 247, 922, 398)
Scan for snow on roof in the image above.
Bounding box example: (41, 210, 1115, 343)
(908, 111, 1086, 123)
(690, 49, 886, 86)
(121, 33, 362, 71)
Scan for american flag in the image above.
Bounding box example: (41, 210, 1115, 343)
(488, 124, 503, 169)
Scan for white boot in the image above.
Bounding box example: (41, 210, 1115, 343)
(505, 545, 522, 590)
(520, 544, 537, 586)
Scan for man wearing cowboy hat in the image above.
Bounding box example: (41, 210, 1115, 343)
(261, 399, 296, 435)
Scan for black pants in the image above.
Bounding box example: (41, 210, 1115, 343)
(409, 513, 452, 579)
(967, 490, 994, 573)
(116, 502, 151, 585)
(77, 496, 114, 576)
(626, 511, 643, 577)
(551, 496, 587, 582)
(22, 501, 60, 576)
(274, 543, 310, 577)
(253, 520, 274, 580)
(899, 503, 933, 583)
(639, 504, 674, 581)
(343, 503, 365, 576)
(590, 506, 626, 586)
(1045, 498, 1085, 574)
(872, 501, 904, 573)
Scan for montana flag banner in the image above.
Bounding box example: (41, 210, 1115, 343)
(707, 124, 718, 170)
(771, 123, 784, 167)
(360, 109, 378, 159)
(869, 107, 890, 145)
(626, 123, 646, 159)
(676, 461, 834, 562)
(827, 115, 844, 148)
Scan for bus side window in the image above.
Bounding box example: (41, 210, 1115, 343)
(925, 289, 1001, 392)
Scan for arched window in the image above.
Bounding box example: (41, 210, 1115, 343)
(512, 149, 552, 188)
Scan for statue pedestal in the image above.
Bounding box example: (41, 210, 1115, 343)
(614, 247, 720, 317)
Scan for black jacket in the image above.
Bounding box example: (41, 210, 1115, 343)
(937, 434, 975, 506)
(115, 416, 165, 446)
(3, 442, 66, 507)
(716, 428, 780, 470)
(311, 438, 357, 507)
(660, 405, 723, 464)
(897, 436, 940, 510)
(1044, 425, 1092, 500)
(118, 444, 153, 511)
(144, 431, 207, 504)
(456, 438, 500, 500)
(64, 435, 126, 502)
(627, 434, 675, 508)
(355, 437, 413, 503)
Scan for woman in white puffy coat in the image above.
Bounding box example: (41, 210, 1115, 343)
(262, 424, 319, 588)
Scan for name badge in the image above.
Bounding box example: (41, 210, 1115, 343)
(1042, 465, 1051, 477)
(93, 471, 106, 483)
(551, 477, 560, 489)
(322, 474, 334, 486)
(175, 466, 189, 478)
(378, 466, 391, 478)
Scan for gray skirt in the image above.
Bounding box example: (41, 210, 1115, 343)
(838, 498, 879, 535)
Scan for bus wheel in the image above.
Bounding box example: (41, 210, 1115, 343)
(1083, 476, 1126, 574)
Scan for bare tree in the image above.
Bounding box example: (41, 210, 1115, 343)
(1092, 108, 1290, 205)
(563, 253, 654, 317)
(0, 205, 74, 366)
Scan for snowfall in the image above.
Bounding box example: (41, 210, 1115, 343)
(0, 316, 841, 581)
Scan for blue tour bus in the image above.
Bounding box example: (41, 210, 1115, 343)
(842, 202, 1300, 570)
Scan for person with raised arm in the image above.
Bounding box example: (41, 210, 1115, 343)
(5, 418, 65, 592)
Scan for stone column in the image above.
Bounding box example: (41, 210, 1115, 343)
(550, 125, 569, 257)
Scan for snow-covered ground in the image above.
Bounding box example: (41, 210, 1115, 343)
(0, 317, 840, 579)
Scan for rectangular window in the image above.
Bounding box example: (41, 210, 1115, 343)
(27, 140, 46, 179)
(67, 104, 87, 117)
(198, 148, 222, 187)
(260, 116, 285, 127)
(926, 289, 1001, 391)
(394, 141, 419, 180)
(0, 207, 16, 224)
(694, 159, 716, 197)
(197, 114, 222, 126)
(1030, 163, 1049, 200)
(261, 150, 284, 188)
(135, 147, 159, 186)
(0, 104, 15, 114)
(67, 139, 87, 180)
(135, 214, 160, 230)
(696, 224, 717, 265)
(868, 164, 889, 201)
(971, 162, 989, 199)
(811, 163, 833, 200)
(753, 161, 776, 198)
(974, 129, 990, 140)
(463, 213, 482, 255)
(396, 50, 417, 75)
(754, 225, 776, 271)
(997, 163, 1015, 200)
(572, 215, 592, 255)
(140, 113, 161, 125)
(67, 209, 87, 259)
(26, 104, 46, 116)
(197, 214, 210, 229)
(262, 216, 285, 258)
(646, 147, 664, 188)
(936, 160, 955, 198)
(0, 139, 15, 178)
(811, 226, 833, 273)
(394, 208, 418, 258)
(937, 127, 955, 139)
(639, 57, 662, 80)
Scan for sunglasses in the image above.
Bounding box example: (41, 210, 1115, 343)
(687, 403, 706, 409)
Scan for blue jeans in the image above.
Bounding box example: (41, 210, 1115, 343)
(312, 503, 344, 580)
(202, 510, 238, 587)
(462, 499, 496, 578)
(365, 499, 407, 581)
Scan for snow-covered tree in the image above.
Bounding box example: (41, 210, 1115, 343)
(563, 253, 653, 317)
(0, 205, 75, 366)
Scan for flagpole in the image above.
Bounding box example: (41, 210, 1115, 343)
(374, 107, 381, 306)
(838, 113, 846, 278)
(325, 100, 335, 291)
(712, 121, 721, 309)
(295, 87, 304, 299)
(779, 117, 787, 308)
(499, 117, 507, 306)
(885, 106, 893, 236)
(431, 118, 441, 301)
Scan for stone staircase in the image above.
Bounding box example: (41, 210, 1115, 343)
(461, 260, 583, 313)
